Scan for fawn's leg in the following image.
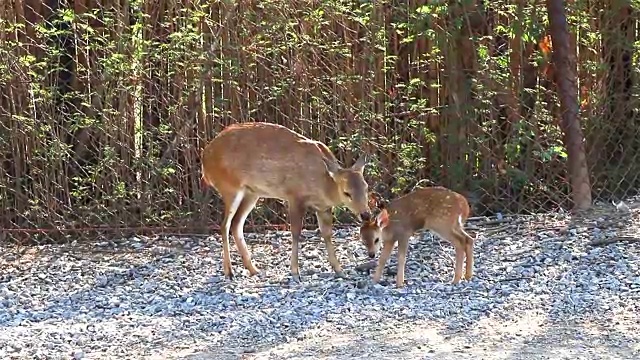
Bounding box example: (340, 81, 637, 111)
(395, 237, 410, 288)
(373, 240, 395, 284)
(316, 209, 344, 277)
(288, 200, 306, 282)
(452, 220, 475, 281)
(434, 227, 465, 284)
(461, 231, 474, 280)
(452, 243, 465, 284)
(464, 238, 474, 280)
(230, 193, 260, 276)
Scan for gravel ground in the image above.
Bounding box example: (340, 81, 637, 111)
(1, 202, 640, 359)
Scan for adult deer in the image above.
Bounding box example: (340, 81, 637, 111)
(201, 122, 372, 282)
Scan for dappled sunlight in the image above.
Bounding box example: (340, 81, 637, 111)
(231, 306, 640, 360)
(470, 310, 547, 340)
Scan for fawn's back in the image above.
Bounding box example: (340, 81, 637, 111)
(386, 186, 470, 234)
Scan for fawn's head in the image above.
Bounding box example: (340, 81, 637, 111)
(322, 154, 372, 222)
(360, 206, 390, 258)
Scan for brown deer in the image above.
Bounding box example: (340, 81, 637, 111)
(201, 122, 372, 282)
(360, 186, 474, 288)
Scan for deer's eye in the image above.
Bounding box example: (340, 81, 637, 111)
(374, 238, 380, 244)
(343, 192, 352, 199)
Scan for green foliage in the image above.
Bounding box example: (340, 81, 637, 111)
(1, 0, 639, 236)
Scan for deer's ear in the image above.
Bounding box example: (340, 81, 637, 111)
(351, 154, 367, 173)
(376, 209, 390, 228)
(321, 157, 341, 179)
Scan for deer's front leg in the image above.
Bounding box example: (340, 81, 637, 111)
(289, 201, 306, 283)
(316, 209, 344, 278)
(373, 240, 395, 284)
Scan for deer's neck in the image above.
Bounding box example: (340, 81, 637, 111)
(323, 177, 342, 206)
(382, 209, 416, 242)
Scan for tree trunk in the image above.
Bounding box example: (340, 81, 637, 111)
(546, 0, 592, 211)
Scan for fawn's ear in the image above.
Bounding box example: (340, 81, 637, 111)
(368, 190, 387, 210)
(376, 209, 390, 229)
(368, 191, 379, 210)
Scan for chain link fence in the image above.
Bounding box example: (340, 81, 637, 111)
(1, 0, 639, 243)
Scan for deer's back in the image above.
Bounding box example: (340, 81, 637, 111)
(386, 187, 470, 233)
(202, 122, 337, 201)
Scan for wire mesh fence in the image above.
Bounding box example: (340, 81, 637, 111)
(1, 0, 639, 243)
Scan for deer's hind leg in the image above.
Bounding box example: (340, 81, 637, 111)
(452, 221, 475, 281)
(433, 227, 466, 284)
(219, 187, 246, 279)
(451, 240, 466, 284)
(231, 192, 260, 276)
(464, 237, 474, 280)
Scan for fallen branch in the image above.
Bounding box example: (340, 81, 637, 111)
(467, 217, 517, 226)
(484, 224, 513, 236)
(498, 276, 531, 282)
(589, 236, 640, 247)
